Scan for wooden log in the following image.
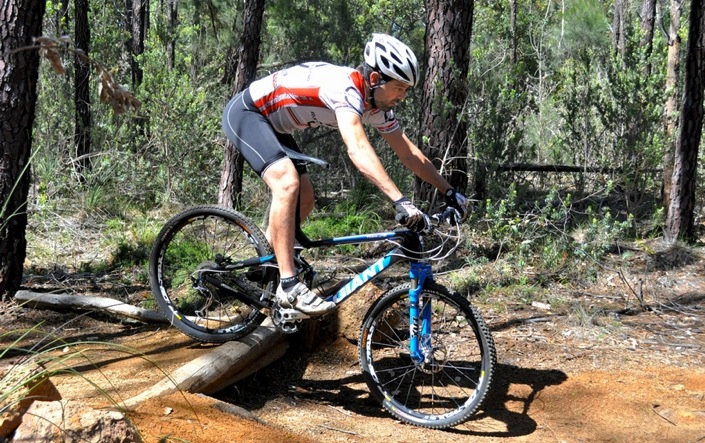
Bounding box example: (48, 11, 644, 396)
(13, 290, 168, 323)
(120, 319, 286, 409)
(14, 290, 290, 409)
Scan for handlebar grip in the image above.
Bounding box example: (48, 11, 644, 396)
(398, 207, 457, 229)
(430, 207, 460, 225)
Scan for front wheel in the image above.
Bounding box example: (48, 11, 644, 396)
(149, 205, 275, 343)
(358, 283, 496, 429)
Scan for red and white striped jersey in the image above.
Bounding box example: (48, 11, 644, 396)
(248, 62, 400, 135)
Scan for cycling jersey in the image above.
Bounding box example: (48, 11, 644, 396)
(247, 62, 400, 134)
(223, 62, 402, 176)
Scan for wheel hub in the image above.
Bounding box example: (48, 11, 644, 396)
(418, 343, 448, 374)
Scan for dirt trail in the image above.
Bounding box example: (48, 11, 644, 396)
(4, 301, 702, 443)
(4, 247, 705, 443)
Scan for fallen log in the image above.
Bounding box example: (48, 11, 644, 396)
(13, 290, 168, 323)
(120, 318, 286, 409)
(13, 291, 290, 422)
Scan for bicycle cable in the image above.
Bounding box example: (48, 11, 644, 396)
(383, 214, 463, 262)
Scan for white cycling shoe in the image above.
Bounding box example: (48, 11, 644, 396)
(275, 282, 336, 316)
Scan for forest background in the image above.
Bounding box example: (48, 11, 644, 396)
(1, 0, 704, 298)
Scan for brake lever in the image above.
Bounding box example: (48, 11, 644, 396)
(429, 207, 460, 226)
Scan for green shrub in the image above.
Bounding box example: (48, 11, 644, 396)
(481, 184, 634, 279)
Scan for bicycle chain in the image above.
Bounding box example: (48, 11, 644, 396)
(231, 274, 276, 303)
(230, 274, 304, 334)
(229, 271, 339, 335)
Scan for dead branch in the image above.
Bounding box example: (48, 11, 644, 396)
(13, 290, 168, 324)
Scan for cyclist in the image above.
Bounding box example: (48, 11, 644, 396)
(222, 33, 468, 316)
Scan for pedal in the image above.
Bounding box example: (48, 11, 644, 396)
(275, 321, 298, 334)
(275, 306, 310, 322)
(271, 306, 310, 334)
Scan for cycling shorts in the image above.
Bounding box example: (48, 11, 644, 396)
(222, 89, 307, 176)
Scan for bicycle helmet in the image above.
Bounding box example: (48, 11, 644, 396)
(364, 33, 419, 87)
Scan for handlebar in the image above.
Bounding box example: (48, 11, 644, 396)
(429, 207, 461, 226)
(396, 206, 461, 232)
(394, 206, 462, 260)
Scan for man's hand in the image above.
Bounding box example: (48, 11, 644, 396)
(394, 197, 429, 232)
(445, 189, 469, 221)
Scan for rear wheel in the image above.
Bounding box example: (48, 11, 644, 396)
(358, 283, 496, 428)
(149, 205, 276, 342)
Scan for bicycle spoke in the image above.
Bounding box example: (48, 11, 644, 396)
(359, 283, 496, 428)
(150, 206, 273, 342)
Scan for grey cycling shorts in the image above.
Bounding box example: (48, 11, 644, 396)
(222, 89, 306, 176)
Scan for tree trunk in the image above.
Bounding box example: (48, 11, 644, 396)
(665, 0, 705, 243)
(509, 0, 517, 66)
(417, 0, 473, 207)
(122, 319, 286, 408)
(74, 0, 91, 179)
(131, 0, 148, 87)
(0, 0, 46, 297)
(662, 0, 683, 208)
(612, 0, 627, 58)
(219, 146, 245, 208)
(166, 0, 177, 70)
(14, 290, 169, 323)
(55, 0, 70, 36)
(640, 0, 657, 75)
(125, 0, 133, 54)
(218, 0, 266, 208)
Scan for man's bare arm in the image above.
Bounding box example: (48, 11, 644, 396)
(336, 111, 404, 202)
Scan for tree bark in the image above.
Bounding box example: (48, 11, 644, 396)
(131, 0, 148, 87)
(54, 0, 70, 36)
(218, 0, 266, 208)
(662, 0, 683, 208)
(121, 319, 286, 408)
(640, 0, 657, 75)
(0, 0, 46, 297)
(166, 0, 177, 70)
(612, 0, 627, 58)
(74, 0, 92, 178)
(417, 0, 474, 207)
(509, 0, 517, 66)
(665, 0, 705, 243)
(125, 0, 133, 54)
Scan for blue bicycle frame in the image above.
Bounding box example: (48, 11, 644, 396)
(294, 227, 433, 364)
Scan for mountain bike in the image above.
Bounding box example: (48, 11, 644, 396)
(148, 153, 497, 429)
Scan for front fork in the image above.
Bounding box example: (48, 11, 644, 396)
(408, 262, 433, 364)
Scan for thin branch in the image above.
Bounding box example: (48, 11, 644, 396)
(316, 424, 358, 435)
(651, 405, 678, 426)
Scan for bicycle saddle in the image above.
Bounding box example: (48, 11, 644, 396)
(282, 147, 329, 168)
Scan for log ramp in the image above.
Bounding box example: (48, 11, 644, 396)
(13, 290, 288, 410)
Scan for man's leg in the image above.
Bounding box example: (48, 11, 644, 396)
(265, 172, 314, 243)
(298, 173, 315, 221)
(262, 158, 299, 278)
(262, 160, 335, 315)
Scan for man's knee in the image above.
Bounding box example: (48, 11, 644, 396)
(263, 159, 300, 198)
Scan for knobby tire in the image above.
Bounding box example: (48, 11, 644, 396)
(358, 282, 496, 429)
(149, 205, 275, 343)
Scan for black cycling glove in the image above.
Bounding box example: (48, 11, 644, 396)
(394, 197, 429, 232)
(444, 188, 469, 221)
